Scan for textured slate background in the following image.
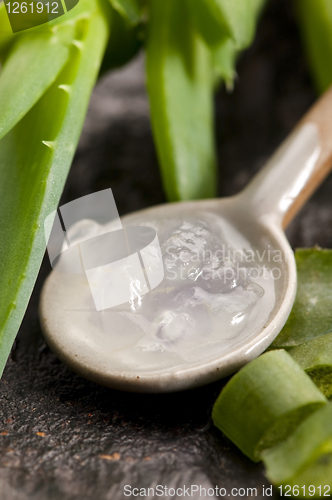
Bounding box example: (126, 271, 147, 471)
(1, 0, 332, 498)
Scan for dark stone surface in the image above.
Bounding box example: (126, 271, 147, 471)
(1, 0, 332, 498)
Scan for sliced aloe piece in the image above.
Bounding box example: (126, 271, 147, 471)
(0, 26, 76, 141)
(146, 0, 217, 201)
(0, 0, 111, 377)
(289, 332, 332, 399)
(212, 350, 326, 462)
(263, 403, 332, 490)
(271, 249, 332, 349)
(283, 456, 332, 493)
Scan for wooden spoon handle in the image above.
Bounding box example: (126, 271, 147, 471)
(284, 86, 332, 227)
(242, 85, 332, 228)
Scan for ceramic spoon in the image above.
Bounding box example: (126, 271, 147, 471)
(40, 87, 332, 393)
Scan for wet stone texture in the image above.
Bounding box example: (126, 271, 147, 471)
(1, 0, 332, 498)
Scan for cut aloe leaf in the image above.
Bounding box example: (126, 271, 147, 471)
(263, 403, 332, 490)
(0, 26, 76, 141)
(271, 249, 332, 349)
(289, 332, 332, 399)
(296, 0, 332, 94)
(284, 456, 332, 494)
(0, 0, 111, 377)
(146, 0, 217, 201)
(212, 350, 327, 462)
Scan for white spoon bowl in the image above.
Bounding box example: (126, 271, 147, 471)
(39, 88, 332, 392)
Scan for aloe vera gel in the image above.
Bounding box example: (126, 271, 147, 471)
(51, 209, 276, 374)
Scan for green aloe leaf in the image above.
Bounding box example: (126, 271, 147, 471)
(212, 38, 237, 88)
(100, 5, 142, 74)
(263, 403, 332, 491)
(212, 350, 326, 462)
(0, 0, 111, 377)
(296, 0, 332, 93)
(0, 1, 16, 56)
(271, 249, 332, 349)
(188, 0, 266, 50)
(188, 0, 265, 89)
(108, 0, 141, 25)
(0, 26, 75, 141)
(221, 0, 266, 49)
(146, 0, 217, 201)
(186, 0, 230, 48)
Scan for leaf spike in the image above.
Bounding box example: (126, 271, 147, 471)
(42, 141, 57, 149)
(72, 40, 84, 51)
(58, 84, 71, 94)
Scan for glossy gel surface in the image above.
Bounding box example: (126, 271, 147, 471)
(44, 210, 276, 374)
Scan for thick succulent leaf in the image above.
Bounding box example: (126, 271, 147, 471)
(0, 26, 75, 141)
(108, 0, 141, 24)
(146, 0, 217, 201)
(296, 0, 332, 93)
(0, 0, 111, 377)
(271, 249, 332, 349)
(188, 0, 266, 50)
